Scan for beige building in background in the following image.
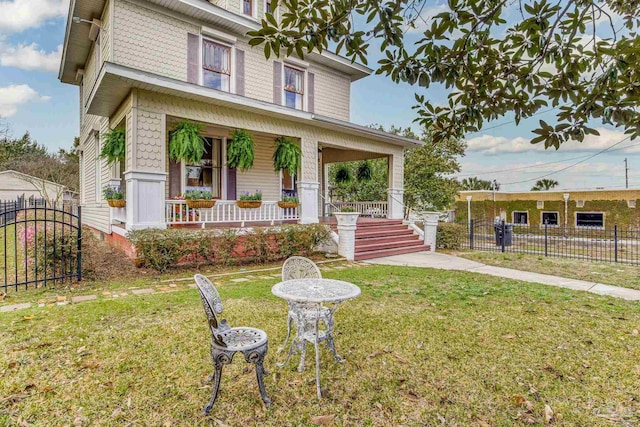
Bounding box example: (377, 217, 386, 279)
(59, 0, 421, 234)
(0, 170, 67, 202)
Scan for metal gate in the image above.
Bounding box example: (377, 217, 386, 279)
(1, 203, 82, 292)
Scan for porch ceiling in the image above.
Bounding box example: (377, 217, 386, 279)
(87, 62, 424, 148)
(321, 147, 388, 164)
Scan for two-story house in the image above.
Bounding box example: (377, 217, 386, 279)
(59, 0, 422, 236)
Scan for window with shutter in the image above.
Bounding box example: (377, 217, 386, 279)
(284, 65, 304, 110)
(202, 40, 231, 92)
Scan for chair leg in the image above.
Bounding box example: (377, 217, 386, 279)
(203, 362, 223, 415)
(254, 359, 272, 407)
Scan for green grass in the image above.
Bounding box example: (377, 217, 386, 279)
(0, 224, 18, 286)
(1, 265, 640, 426)
(459, 251, 640, 291)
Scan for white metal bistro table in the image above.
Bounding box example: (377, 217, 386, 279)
(271, 278, 361, 399)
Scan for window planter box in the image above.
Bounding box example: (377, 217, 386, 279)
(186, 200, 216, 209)
(107, 199, 126, 208)
(237, 200, 262, 209)
(277, 201, 298, 209)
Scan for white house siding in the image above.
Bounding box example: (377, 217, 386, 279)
(110, 0, 352, 121)
(113, 0, 197, 82)
(309, 62, 350, 121)
(236, 133, 281, 202)
(100, 0, 112, 63)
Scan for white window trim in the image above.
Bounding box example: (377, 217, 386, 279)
(199, 35, 236, 94)
(575, 212, 605, 229)
(512, 210, 529, 226)
(281, 63, 308, 111)
(540, 211, 559, 227)
(180, 137, 226, 199)
(95, 133, 101, 205)
(242, 0, 258, 19)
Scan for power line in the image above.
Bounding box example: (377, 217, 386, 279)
(458, 140, 640, 177)
(464, 108, 558, 136)
(499, 135, 632, 186)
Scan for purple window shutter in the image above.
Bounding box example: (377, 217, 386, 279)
(235, 49, 245, 96)
(187, 33, 199, 84)
(226, 140, 237, 200)
(307, 72, 315, 113)
(273, 61, 282, 105)
(169, 160, 182, 198)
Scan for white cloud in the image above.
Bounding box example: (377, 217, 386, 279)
(0, 43, 62, 71)
(0, 0, 69, 34)
(466, 128, 633, 155)
(0, 84, 50, 117)
(404, 4, 448, 33)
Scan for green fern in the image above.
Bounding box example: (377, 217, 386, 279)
(356, 160, 373, 181)
(272, 136, 301, 176)
(169, 121, 206, 164)
(227, 129, 255, 171)
(100, 128, 126, 165)
(335, 164, 352, 183)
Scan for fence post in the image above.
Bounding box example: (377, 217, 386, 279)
(469, 219, 474, 250)
(501, 220, 506, 253)
(77, 207, 82, 281)
(544, 222, 548, 257)
(614, 223, 618, 263)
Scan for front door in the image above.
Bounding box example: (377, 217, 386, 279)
(182, 137, 223, 197)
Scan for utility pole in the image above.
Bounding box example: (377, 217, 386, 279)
(625, 158, 629, 189)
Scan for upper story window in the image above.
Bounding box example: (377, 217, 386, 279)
(284, 65, 304, 110)
(243, 0, 253, 16)
(202, 40, 231, 92)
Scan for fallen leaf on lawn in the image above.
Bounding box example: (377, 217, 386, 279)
(0, 293, 5, 301)
(544, 404, 554, 423)
(513, 395, 526, 406)
(477, 420, 490, 427)
(632, 329, 638, 336)
(23, 315, 34, 321)
(502, 334, 516, 340)
(310, 415, 334, 426)
(76, 346, 86, 354)
(404, 391, 420, 401)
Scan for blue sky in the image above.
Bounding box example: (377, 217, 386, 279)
(0, 0, 636, 192)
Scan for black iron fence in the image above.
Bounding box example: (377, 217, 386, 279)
(466, 219, 640, 265)
(1, 203, 82, 292)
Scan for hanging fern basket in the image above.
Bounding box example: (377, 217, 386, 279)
(272, 136, 301, 176)
(227, 129, 255, 171)
(169, 120, 206, 164)
(101, 128, 126, 165)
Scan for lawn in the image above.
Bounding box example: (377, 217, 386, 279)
(458, 251, 640, 291)
(1, 265, 640, 426)
(0, 223, 17, 287)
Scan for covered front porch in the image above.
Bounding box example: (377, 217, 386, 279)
(98, 88, 415, 232)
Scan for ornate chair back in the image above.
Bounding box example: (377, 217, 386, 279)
(282, 256, 322, 281)
(194, 274, 227, 347)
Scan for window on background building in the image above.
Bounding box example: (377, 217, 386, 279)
(536, 200, 544, 209)
(202, 40, 231, 92)
(243, 0, 253, 15)
(284, 65, 304, 110)
(513, 211, 528, 225)
(576, 212, 604, 228)
(576, 200, 585, 208)
(184, 137, 222, 199)
(628, 200, 636, 208)
(541, 211, 558, 226)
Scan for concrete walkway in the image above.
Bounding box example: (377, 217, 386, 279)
(366, 251, 640, 301)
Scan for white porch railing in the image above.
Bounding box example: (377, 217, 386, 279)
(165, 200, 299, 227)
(325, 201, 388, 218)
(111, 207, 126, 224)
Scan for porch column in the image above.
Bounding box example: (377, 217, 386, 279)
(299, 137, 319, 224)
(124, 105, 167, 230)
(387, 150, 405, 220)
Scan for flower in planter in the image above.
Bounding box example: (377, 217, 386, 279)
(186, 190, 214, 200)
(281, 195, 299, 204)
(103, 186, 125, 200)
(239, 190, 263, 201)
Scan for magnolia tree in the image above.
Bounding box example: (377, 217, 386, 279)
(249, 0, 640, 148)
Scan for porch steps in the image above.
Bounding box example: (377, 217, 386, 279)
(331, 219, 428, 261)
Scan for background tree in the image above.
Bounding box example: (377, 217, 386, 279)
(460, 177, 500, 191)
(531, 179, 559, 191)
(250, 1, 640, 148)
(328, 125, 464, 213)
(0, 129, 79, 201)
